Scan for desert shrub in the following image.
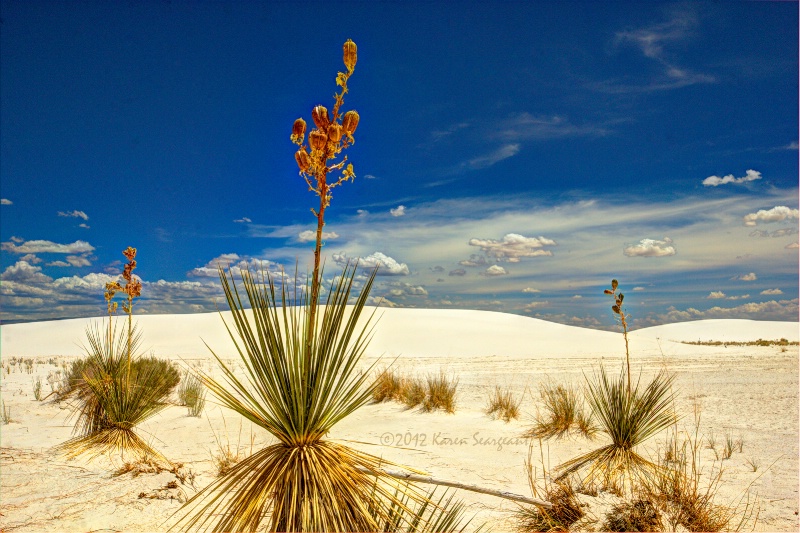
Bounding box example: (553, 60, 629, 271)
(177, 370, 206, 417)
(485, 385, 521, 422)
(603, 499, 662, 532)
(422, 371, 458, 413)
(525, 382, 595, 439)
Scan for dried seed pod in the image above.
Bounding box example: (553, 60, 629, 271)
(291, 118, 306, 144)
(123, 247, 137, 262)
(618, 293, 624, 303)
(343, 39, 357, 72)
(612, 305, 620, 314)
(611, 279, 618, 290)
(327, 123, 343, 143)
(312, 105, 330, 129)
(295, 147, 311, 172)
(342, 110, 360, 135)
(309, 129, 327, 151)
(603, 289, 613, 295)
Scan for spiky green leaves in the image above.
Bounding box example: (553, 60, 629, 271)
(556, 366, 677, 490)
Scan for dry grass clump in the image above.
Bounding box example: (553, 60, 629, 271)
(515, 446, 584, 532)
(373, 368, 458, 413)
(485, 385, 521, 422)
(642, 411, 759, 532)
(525, 382, 595, 439)
(32, 376, 43, 401)
(403, 378, 427, 409)
(372, 368, 406, 403)
(602, 499, 662, 532)
(422, 371, 458, 413)
(177, 370, 206, 417)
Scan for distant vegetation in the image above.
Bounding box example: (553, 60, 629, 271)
(681, 338, 797, 347)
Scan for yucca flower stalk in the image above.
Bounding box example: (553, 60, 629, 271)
(291, 39, 359, 347)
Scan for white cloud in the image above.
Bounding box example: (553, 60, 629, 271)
(786, 242, 799, 249)
(78, 223, 90, 229)
(761, 288, 783, 295)
(459, 254, 487, 267)
(1, 261, 52, 283)
(58, 210, 89, 221)
(363, 174, 378, 179)
(484, 265, 508, 276)
(572, 295, 583, 299)
(469, 233, 556, 261)
(703, 169, 762, 187)
(522, 287, 541, 293)
(448, 268, 466, 277)
(523, 301, 549, 311)
(66, 255, 92, 267)
(1, 199, 12, 205)
(1, 239, 95, 255)
(47, 261, 72, 267)
(189, 254, 277, 278)
(707, 291, 726, 299)
(390, 205, 406, 217)
(736, 272, 757, 281)
(20, 254, 42, 264)
(333, 251, 410, 276)
(234, 217, 252, 223)
(466, 144, 520, 170)
(387, 282, 428, 297)
(783, 141, 798, 150)
(357, 209, 369, 217)
(623, 237, 676, 257)
(633, 287, 646, 291)
(297, 230, 339, 242)
(743, 206, 799, 226)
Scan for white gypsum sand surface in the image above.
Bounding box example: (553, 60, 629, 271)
(1, 310, 798, 531)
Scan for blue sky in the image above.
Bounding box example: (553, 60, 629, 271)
(1, 1, 797, 327)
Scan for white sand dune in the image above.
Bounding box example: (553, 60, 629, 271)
(1, 309, 798, 531)
(3, 308, 797, 358)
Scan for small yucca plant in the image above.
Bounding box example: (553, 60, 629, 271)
(57, 248, 173, 462)
(555, 280, 677, 492)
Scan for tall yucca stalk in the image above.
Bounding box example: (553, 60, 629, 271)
(174, 40, 467, 532)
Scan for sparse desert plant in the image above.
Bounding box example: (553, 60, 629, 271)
(1, 400, 11, 424)
(32, 376, 43, 401)
(485, 385, 521, 422)
(645, 409, 759, 532)
(515, 445, 584, 532)
(603, 499, 662, 532)
(373, 485, 472, 532)
(173, 41, 467, 532)
(723, 432, 735, 460)
(525, 381, 595, 439)
(744, 455, 759, 472)
(706, 431, 719, 460)
(177, 370, 206, 417)
(422, 371, 458, 413)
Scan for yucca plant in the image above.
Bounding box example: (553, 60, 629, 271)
(173, 40, 468, 532)
(555, 280, 677, 492)
(57, 248, 174, 462)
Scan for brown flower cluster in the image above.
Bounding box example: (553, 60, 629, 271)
(291, 39, 360, 209)
(105, 247, 142, 316)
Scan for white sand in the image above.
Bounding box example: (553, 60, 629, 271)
(1, 310, 798, 531)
